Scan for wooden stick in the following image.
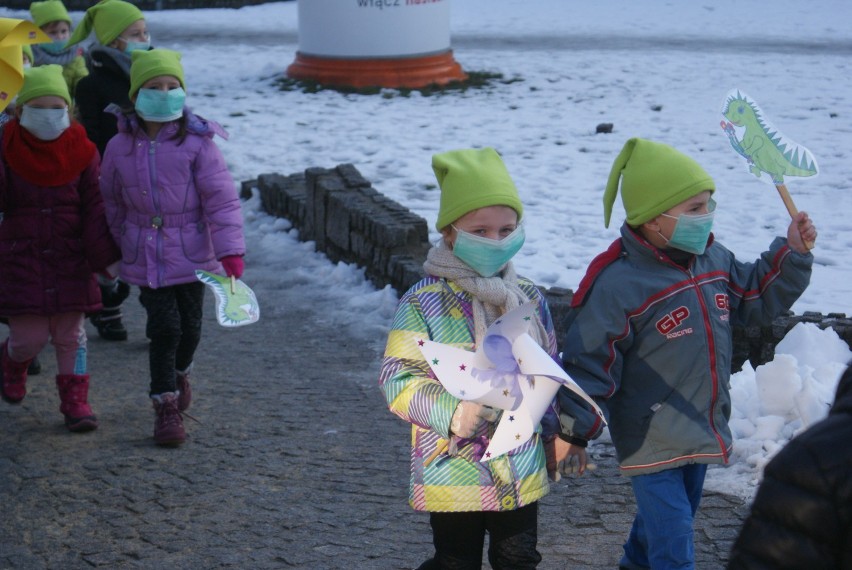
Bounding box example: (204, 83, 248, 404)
(423, 439, 449, 467)
(230, 275, 236, 295)
(775, 184, 815, 250)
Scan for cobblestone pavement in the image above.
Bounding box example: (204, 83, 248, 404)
(1, 254, 749, 569)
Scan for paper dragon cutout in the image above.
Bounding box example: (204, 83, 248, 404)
(720, 88, 818, 248)
(417, 302, 606, 462)
(195, 270, 260, 327)
(0, 18, 51, 113)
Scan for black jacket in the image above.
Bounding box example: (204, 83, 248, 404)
(727, 362, 852, 569)
(74, 46, 132, 157)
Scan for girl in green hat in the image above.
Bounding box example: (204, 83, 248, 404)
(68, 0, 151, 344)
(29, 0, 89, 96)
(379, 147, 561, 568)
(0, 65, 120, 432)
(99, 49, 245, 447)
(554, 137, 818, 570)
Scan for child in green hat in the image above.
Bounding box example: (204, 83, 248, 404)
(67, 0, 150, 343)
(553, 137, 817, 569)
(379, 147, 561, 568)
(29, 0, 89, 96)
(0, 65, 120, 432)
(99, 49, 245, 447)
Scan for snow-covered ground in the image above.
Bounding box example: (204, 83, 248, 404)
(4, 0, 850, 499)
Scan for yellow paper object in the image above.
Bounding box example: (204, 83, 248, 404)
(0, 18, 52, 112)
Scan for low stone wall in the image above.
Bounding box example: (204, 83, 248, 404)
(241, 164, 852, 371)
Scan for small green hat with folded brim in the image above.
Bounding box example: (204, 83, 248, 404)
(17, 64, 71, 107)
(432, 147, 523, 231)
(129, 48, 186, 99)
(30, 1, 72, 28)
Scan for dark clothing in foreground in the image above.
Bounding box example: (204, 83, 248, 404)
(727, 362, 852, 570)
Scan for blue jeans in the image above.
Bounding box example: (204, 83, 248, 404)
(619, 464, 707, 570)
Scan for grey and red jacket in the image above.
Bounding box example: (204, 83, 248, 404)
(558, 223, 812, 476)
(99, 107, 245, 289)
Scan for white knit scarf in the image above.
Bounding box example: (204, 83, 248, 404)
(423, 242, 549, 349)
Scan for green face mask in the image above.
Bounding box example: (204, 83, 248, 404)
(659, 198, 716, 255)
(451, 225, 525, 277)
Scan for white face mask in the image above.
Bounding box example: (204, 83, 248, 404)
(20, 106, 70, 141)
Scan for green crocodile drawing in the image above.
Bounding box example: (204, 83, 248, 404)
(195, 270, 260, 327)
(721, 90, 818, 185)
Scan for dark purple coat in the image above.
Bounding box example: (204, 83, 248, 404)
(0, 143, 121, 316)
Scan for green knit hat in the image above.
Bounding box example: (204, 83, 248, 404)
(17, 64, 71, 107)
(22, 44, 34, 66)
(432, 147, 523, 231)
(30, 1, 72, 28)
(129, 48, 185, 99)
(603, 138, 715, 228)
(67, 0, 144, 47)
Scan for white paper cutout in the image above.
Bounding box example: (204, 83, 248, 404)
(195, 270, 260, 327)
(418, 302, 606, 461)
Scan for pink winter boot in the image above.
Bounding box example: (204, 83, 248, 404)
(1, 339, 33, 404)
(151, 392, 186, 446)
(55, 374, 99, 432)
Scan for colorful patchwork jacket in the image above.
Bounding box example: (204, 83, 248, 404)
(380, 274, 558, 512)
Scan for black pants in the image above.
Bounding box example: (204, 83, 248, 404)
(418, 503, 541, 570)
(139, 282, 204, 395)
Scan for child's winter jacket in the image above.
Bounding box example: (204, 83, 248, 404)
(99, 107, 245, 289)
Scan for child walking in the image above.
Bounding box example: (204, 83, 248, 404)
(0, 65, 120, 431)
(99, 49, 245, 446)
(67, 0, 151, 342)
(555, 138, 817, 570)
(380, 148, 559, 569)
(29, 0, 88, 96)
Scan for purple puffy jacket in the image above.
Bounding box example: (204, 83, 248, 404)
(100, 107, 245, 289)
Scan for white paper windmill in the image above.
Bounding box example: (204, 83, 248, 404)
(417, 302, 606, 461)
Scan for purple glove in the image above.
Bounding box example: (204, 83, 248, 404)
(220, 255, 244, 278)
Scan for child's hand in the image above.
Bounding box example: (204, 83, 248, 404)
(450, 401, 498, 438)
(787, 211, 817, 254)
(220, 255, 245, 278)
(545, 436, 595, 481)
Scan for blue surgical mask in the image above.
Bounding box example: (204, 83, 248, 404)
(41, 39, 69, 55)
(135, 87, 185, 123)
(121, 35, 151, 55)
(451, 225, 525, 277)
(19, 106, 70, 141)
(659, 198, 716, 255)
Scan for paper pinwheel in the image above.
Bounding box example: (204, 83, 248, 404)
(195, 270, 260, 327)
(0, 18, 51, 113)
(720, 88, 818, 248)
(417, 302, 606, 461)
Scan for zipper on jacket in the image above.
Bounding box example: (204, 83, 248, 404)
(148, 139, 165, 288)
(685, 266, 728, 460)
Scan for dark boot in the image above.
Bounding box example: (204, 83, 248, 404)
(90, 307, 128, 341)
(55, 374, 99, 432)
(152, 392, 186, 446)
(176, 366, 192, 412)
(1, 339, 33, 404)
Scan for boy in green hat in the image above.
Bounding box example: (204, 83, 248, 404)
(68, 0, 150, 343)
(553, 138, 817, 569)
(29, 0, 88, 96)
(380, 147, 561, 568)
